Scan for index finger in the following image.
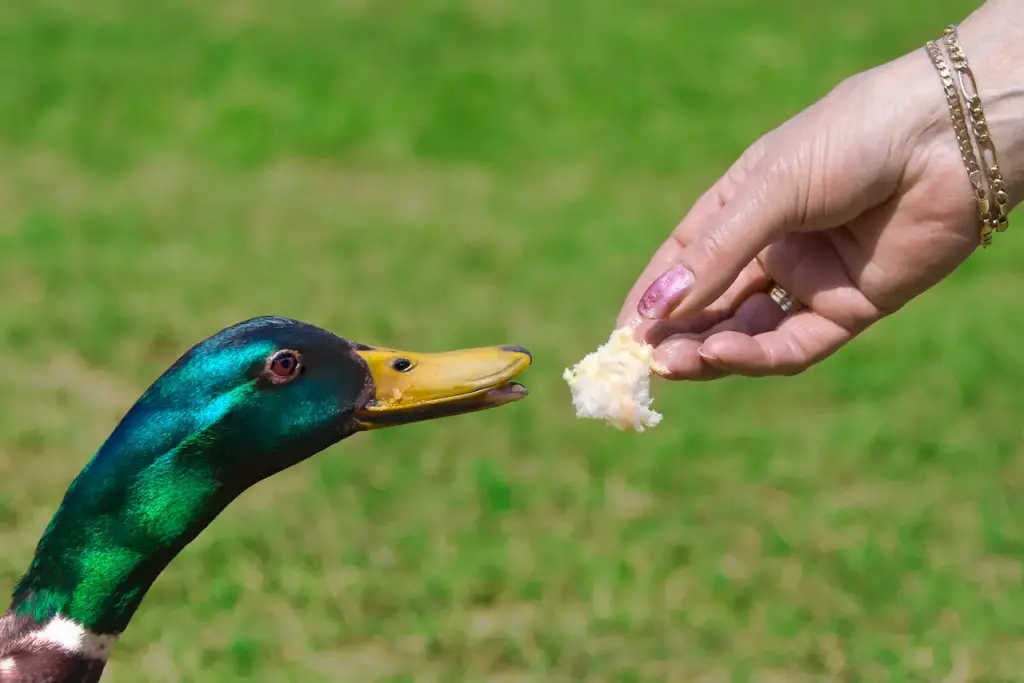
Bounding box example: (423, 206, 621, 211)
(616, 182, 726, 328)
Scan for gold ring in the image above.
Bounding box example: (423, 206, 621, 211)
(768, 282, 802, 314)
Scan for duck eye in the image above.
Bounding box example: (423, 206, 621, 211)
(265, 350, 303, 383)
(391, 357, 413, 372)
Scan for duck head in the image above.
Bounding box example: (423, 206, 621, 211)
(113, 315, 532, 488)
(4, 316, 532, 656)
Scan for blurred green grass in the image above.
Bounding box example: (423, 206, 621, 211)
(2, 0, 1023, 680)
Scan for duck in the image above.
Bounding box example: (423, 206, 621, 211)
(0, 316, 532, 683)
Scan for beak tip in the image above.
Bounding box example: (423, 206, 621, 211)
(501, 345, 532, 363)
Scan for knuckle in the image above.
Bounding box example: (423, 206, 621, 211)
(696, 222, 732, 267)
(760, 157, 805, 231)
(826, 72, 865, 100)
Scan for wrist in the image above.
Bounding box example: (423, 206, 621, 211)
(953, 1, 1024, 210)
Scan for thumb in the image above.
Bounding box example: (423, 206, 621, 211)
(636, 160, 801, 320)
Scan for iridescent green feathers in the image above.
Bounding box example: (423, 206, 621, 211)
(3, 316, 532, 683)
(10, 317, 373, 635)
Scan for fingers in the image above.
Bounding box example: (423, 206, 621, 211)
(653, 306, 851, 380)
(698, 311, 852, 377)
(632, 81, 909, 324)
(647, 228, 890, 380)
(757, 232, 882, 335)
(651, 290, 786, 380)
(617, 181, 729, 329)
(635, 260, 769, 347)
(635, 160, 798, 321)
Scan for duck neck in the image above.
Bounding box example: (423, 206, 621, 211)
(8, 435, 239, 640)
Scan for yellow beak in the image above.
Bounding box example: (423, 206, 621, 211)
(353, 344, 532, 429)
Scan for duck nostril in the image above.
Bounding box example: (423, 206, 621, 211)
(391, 357, 413, 372)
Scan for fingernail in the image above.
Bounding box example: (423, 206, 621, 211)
(651, 347, 672, 375)
(637, 265, 695, 319)
(697, 346, 719, 363)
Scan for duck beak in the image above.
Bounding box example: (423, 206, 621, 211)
(353, 344, 532, 429)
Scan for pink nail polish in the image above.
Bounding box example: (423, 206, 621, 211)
(637, 265, 695, 319)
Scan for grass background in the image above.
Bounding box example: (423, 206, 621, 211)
(1, 0, 1022, 680)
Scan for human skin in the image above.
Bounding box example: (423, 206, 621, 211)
(617, 0, 1024, 381)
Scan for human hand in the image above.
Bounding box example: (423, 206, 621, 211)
(618, 1, 1024, 380)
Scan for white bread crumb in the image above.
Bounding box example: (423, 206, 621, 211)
(562, 325, 663, 432)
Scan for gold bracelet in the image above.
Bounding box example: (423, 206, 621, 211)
(944, 24, 1010, 238)
(924, 40, 995, 247)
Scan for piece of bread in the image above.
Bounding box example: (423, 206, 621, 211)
(562, 325, 664, 432)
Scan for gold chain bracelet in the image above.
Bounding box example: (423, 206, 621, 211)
(944, 24, 1010, 238)
(924, 40, 995, 247)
